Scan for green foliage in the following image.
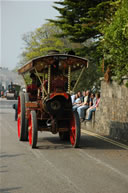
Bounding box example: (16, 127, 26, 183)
(24, 73, 32, 85)
(50, 0, 107, 42)
(69, 43, 103, 92)
(88, 0, 119, 33)
(18, 22, 74, 67)
(125, 81, 128, 88)
(72, 63, 102, 92)
(49, 0, 112, 90)
(101, 0, 128, 80)
(51, 0, 128, 85)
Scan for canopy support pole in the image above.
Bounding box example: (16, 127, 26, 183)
(34, 68, 47, 95)
(68, 65, 71, 93)
(72, 66, 86, 92)
(48, 65, 51, 95)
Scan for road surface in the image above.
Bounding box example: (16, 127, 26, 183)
(0, 98, 128, 193)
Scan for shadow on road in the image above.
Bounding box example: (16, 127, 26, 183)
(38, 136, 71, 150)
(80, 135, 125, 150)
(37, 134, 126, 150)
(0, 166, 8, 168)
(0, 170, 8, 173)
(0, 187, 22, 193)
(0, 153, 25, 158)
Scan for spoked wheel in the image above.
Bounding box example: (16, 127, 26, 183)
(28, 111, 38, 148)
(70, 111, 81, 148)
(24, 93, 29, 141)
(17, 92, 25, 141)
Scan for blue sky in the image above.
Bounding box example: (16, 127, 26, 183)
(1, 0, 60, 70)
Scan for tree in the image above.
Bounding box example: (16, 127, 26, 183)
(49, 0, 115, 43)
(99, 0, 128, 82)
(49, 0, 109, 90)
(18, 22, 75, 67)
(51, 0, 128, 82)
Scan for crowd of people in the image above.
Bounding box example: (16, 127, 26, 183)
(71, 90, 100, 122)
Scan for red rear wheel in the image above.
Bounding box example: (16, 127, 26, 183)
(28, 111, 38, 148)
(70, 111, 81, 148)
(24, 93, 29, 141)
(17, 92, 25, 141)
(28, 114, 32, 145)
(17, 96, 21, 138)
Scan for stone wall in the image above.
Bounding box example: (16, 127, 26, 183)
(82, 78, 128, 142)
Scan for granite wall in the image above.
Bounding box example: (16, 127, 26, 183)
(82, 78, 128, 142)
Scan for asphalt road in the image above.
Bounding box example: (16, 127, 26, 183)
(0, 98, 128, 193)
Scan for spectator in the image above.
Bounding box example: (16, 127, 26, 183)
(77, 90, 90, 122)
(85, 92, 100, 121)
(86, 93, 96, 119)
(77, 91, 84, 102)
(81, 91, 86, 103)
(71, 92, 75, 104)
(89, 93, 96, 107)
(72, 93, 82, 111)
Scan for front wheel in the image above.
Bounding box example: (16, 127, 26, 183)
(28, 111, 38, 148)
(70, 111, 81, 148)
